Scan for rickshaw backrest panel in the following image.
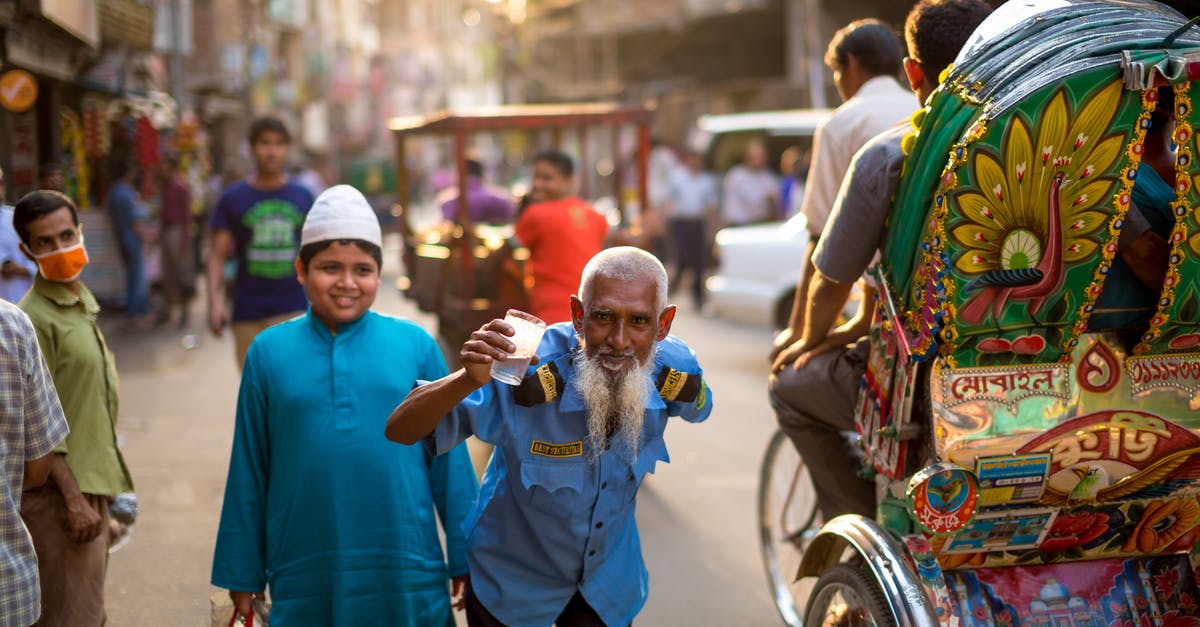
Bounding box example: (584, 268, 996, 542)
(882, 4, 1200, 369)
(930, 332, 1200, 507)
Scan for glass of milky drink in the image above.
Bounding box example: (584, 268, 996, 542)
(490, 309, 547, 385)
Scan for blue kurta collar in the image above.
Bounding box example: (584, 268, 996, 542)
(306, 307, 370, 342)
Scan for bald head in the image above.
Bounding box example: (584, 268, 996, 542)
(578, 246, 669, 314)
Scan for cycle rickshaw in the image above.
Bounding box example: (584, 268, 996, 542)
(760, 1, 1200, 624)
(387, 103, 655, 348)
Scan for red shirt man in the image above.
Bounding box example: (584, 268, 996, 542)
(516, 150, 608, 323)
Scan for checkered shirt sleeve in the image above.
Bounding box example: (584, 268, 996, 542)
(13, 310, 69, 458)
(0, 304, 68, 624)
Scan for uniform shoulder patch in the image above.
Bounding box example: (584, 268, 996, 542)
(656, 367, 703, 403)
(514, 362, 563, 407)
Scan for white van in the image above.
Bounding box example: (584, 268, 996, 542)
(694, 108, 831, 328)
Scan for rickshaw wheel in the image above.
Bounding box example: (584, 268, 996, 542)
(803, 564, 897, 627)
(758, 429, 821, 626)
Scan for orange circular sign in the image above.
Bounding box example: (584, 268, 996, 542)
(0, 70, 38, 113)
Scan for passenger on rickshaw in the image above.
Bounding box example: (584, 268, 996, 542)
(1084, 88, 1173, 331)
(440, 158, 515, 226)
(771, 0, 1176, 525)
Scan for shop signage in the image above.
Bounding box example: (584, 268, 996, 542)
(0, 70, 38, 113)
(4, 28, 82, 81)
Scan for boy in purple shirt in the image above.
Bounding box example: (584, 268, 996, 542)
(440, 159, 514, 225)
(206, 116, 315, 367)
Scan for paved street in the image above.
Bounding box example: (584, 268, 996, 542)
(101, 264, 784, 626)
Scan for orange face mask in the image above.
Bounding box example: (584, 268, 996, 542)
(32, 238, 89, 282)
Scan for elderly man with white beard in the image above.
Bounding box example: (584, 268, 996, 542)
(387, 246, 712, 627)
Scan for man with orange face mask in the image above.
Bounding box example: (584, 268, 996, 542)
(14, 190, 134, 626)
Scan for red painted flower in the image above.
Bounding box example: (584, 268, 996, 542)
(1040, 511, 1110, 553)
(1156, 568, 1181, 595)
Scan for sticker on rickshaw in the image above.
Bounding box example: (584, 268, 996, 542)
(908, 464, 980, 534)
(944, 508, 1057, 554)
(975, 453, 1051, 505)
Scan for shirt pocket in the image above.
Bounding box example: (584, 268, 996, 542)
(520, 459, 590, 518)
(628, 438, 671, 501)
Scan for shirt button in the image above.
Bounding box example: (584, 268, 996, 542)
(601, 482, 607, 489)
(628, 473, 635, 482)
(595, 522, 604, 529)
(589, 549, 596, 556)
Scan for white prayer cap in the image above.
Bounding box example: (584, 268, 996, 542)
(300, 184, 382, 248)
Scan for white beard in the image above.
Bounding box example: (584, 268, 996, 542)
(573, 346, 654, 462)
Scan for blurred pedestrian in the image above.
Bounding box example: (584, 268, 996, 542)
(645, 138, 679, 261)
(293, 151, 331, 198)
(721, 141, 778, 227)
(665, 148, 718, 310)
(0, 166, 37, 303)
(206, 116, 314, 368)
(387, 247, 713, 627)
(0, 299, 70, 627)
(104, 160, 152, 330)
(773, 17, 915, 361)
(212, 185, 478, 625)
(779, 147, 809, 219)
(515, 149, 609, 324)
(441, 159, 514, 225)
(157, 157, 195, 328)
(14, 190, 135, 627)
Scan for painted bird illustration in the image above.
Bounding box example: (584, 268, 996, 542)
(949, 81, 1127, 326)
(1044, 446, 1200, 505)
(1067, 464, 1112, 504)
(927, 476, 967, 507)
(959, 171, 1066, 324)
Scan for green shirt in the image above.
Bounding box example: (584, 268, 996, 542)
(19, 276, 133, 496)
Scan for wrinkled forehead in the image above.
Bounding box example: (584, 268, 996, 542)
(583, 275, 659, 312)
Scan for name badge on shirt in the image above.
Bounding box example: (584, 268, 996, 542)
(530, 440, 583, 458)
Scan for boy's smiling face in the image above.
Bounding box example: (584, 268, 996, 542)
(296, 241, 380, 331)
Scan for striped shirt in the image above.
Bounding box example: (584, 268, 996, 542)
(0, 300, 69, 626)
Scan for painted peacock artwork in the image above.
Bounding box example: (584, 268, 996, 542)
(952, 80, 1126, 326)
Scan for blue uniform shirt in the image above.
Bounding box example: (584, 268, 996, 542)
(427, 323, 713, 627)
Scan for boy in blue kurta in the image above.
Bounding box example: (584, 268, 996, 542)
(212, 185, 479, 625)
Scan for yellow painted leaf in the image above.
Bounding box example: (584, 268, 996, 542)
(1064, 210, 1109, 241)
(975, 150, 1010, 213)
(951, 224, 1001, 251)
(1035, 90, 1070, 173)
(1004, 115, 1035, 216)
(954, 249, 995, 274)
(954, 190, 1015, 232)
(1074, 135, 1126, 182)
(1067, 79, 1124, 160)
(1062, 180, 1116, 216)
(1062, 238, 1100, 263)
